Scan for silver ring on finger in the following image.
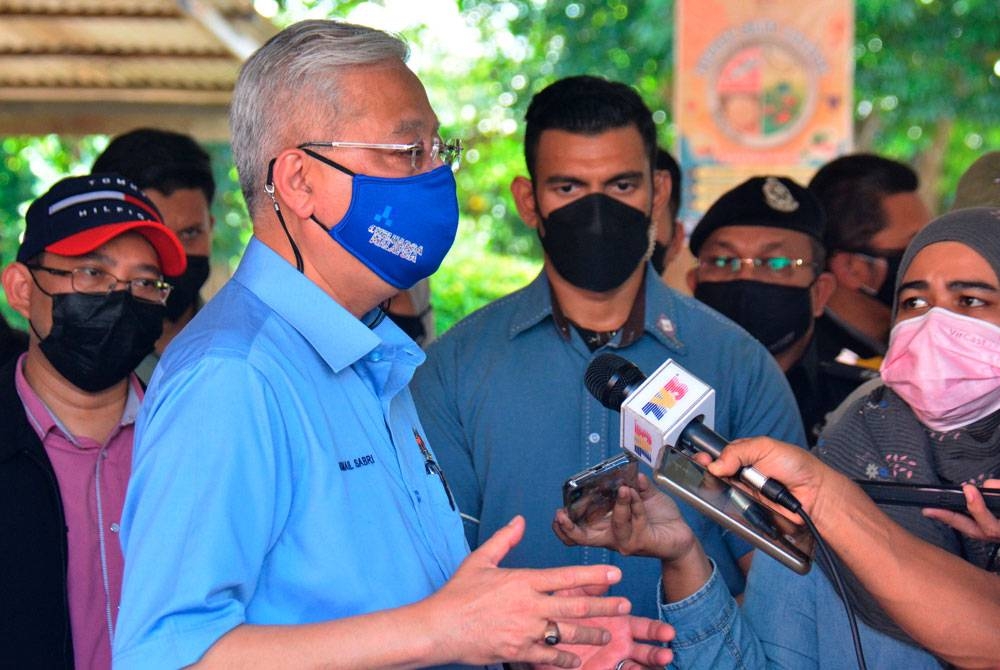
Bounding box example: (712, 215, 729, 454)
(542, 620, 561, 646)
(615, 660, 628, 670)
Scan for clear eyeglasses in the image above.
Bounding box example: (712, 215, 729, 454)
(27, 265, 173, 305)
(298, 137, 463, 171)
(697, 255, 818, 279)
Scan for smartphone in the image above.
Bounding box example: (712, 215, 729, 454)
(563, 453, 640, 525)
(654, 446, 813, 575)
(855, 480, 1000, 513)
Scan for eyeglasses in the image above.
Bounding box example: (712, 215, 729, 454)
(298, 137, 463, 171)
(698, 256, 819, 279)
(27, 265, 173, 305)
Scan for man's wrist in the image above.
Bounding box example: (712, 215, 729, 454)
(660, 540, 712, 603)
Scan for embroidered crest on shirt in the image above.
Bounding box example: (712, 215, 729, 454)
(762, 177, 799, 213)
(657, 315, 676, 338)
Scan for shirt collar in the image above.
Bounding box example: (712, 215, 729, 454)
(14, 352, 143, 447)
(232, 237, 423, 373)
(509, 264, 687, 353)
(548, 278, 647, 348)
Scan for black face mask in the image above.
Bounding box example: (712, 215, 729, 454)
(867, 251, 905, 307)
(538, 193, 651, 292)
(694, 280, 813, 355)
(36, 291, 164, 392)
(164, 255, 210, 322)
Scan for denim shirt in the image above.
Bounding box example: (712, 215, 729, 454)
(663, 555, 944, 669)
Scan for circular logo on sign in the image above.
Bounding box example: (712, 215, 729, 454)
(708, 34, 818, 148)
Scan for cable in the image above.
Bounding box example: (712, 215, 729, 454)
(793, 501, 869, 670)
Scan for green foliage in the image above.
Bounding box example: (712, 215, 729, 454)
(852, 0, 1000, 202)
(2, 0, 999, 333)
(203, 141, 252, 270)
(431, 222, 541, 333)
(0, 135, 110, 327)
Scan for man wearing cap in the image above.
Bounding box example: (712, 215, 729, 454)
(0, 173, 185, 669)
(688, 176, 873, 443)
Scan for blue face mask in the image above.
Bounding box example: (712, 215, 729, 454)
(302, 148, 459, 290)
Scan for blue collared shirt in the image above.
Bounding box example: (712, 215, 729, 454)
(114, 238, 469, 669)
(412, 269, 806, 620)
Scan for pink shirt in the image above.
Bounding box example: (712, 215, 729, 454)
(15, 354, 141, 670)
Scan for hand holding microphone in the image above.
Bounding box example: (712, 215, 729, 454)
(584, 353, 801, 513)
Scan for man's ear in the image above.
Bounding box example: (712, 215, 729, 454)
(652, 168, 670, 214)
(269, 149, 316, 219)
(685, 265, 699, 294)
(810, 271, 837, 317)
(511, 176, 541, 231)
(666, 220, 686, 266)
(2, 263, 34, 320)
(828, 251, 885, 292)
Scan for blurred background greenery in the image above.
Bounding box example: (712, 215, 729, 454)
(2, 0, 999, 333)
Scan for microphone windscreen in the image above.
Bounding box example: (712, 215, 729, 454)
(585, 353, 646, 410)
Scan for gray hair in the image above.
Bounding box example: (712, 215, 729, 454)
(229, 20, 409, 214)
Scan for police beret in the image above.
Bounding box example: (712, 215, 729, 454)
(689, 176, 826, 256)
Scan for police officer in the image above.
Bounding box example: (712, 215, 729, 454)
(687, 176, 876, 442)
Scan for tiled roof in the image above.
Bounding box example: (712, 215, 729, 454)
(0, 0, 277, 139)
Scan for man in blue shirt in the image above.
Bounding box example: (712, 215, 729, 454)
(412, 76, 805, 621)
(114, 20, 674, 670)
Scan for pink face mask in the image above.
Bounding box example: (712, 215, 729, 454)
(881, 307, 1000, 432)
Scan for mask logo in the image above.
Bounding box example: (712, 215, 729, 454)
(374, 206, 393, 226)
(763, 176, 799, 213)
(641, 376, 689, 419)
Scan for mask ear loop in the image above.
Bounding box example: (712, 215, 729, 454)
(265, 158, 305, 273)
(267, 158, 390, 331)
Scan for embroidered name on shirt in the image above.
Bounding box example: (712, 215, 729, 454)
(339, 454, 376, 471)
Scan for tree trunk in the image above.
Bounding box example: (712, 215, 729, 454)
(914, 117, 953, 216)
(855, 114, 881, 152)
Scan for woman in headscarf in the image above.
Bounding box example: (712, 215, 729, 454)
(808, 204, 1000, 651)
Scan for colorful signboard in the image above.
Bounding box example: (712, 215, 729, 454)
(674, 0, 854, 224)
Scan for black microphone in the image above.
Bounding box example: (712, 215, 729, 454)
(585, 353, 801, 513)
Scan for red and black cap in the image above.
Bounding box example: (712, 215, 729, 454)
(17, 173, 186, 276)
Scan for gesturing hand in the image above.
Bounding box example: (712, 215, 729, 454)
(533, 611, 674, 670)
(424, 515, 632, 668)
